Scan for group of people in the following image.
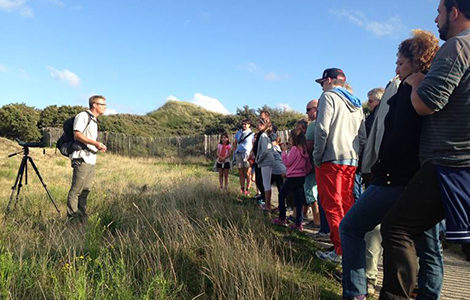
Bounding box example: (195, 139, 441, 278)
(65, 1, 469, 299)
(221, 1, 470, 299)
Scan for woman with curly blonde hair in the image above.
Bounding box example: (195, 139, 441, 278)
(339, 30, 443, 300)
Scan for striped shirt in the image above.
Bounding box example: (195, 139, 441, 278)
(418, 28, 470, 167)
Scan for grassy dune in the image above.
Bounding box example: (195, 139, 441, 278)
(0, 138, 340, 300)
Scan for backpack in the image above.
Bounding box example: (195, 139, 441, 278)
(56, 111, 95, 157)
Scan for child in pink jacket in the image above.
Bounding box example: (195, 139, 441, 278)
(272, 128, 311, 231)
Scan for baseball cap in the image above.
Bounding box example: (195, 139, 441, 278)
(315, 68, 346, 83)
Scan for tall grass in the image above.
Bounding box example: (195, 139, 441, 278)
(0, 138, 340, 299)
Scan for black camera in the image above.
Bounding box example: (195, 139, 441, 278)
(16, 139, 45, 148)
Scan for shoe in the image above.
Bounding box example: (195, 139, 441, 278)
(240, 188, 245, 194)
(259, 203, 271, 211)
(287, 215, 296, 223)
(311, 232, 331, 242)
(315, 250, 341, 264)
(272, 218, 287, 226)
(303, 220, 321, 229)
(289, 223, 304, 231)
(244, 190, 250, 195)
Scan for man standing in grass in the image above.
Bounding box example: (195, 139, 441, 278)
(67, 95, 107, 223)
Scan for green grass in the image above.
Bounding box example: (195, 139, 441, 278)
(0, 137, 341, 299)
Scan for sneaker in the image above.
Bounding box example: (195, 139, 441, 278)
(240, 188, 245, 194)
(311, 232, 331, 242)
(303, 220, 321, 229)
(272, 218, 287, 226)
(289, 223, 304, 231)
(259, 203, 271, 211)
(315, 250, 341, 264)
(287, 215, 296, 223)
(244, 190, 250, 195)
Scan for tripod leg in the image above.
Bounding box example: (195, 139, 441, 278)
(28, 157, 61, 214)
(6, 156, 27, 213)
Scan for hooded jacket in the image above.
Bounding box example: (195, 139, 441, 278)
(313, 87, 367, 166)
(282, 145, 310, 177)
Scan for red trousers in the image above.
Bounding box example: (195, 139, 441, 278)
(316, 162, 357, 255)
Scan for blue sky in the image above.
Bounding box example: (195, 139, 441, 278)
(0, 0, 440, 115)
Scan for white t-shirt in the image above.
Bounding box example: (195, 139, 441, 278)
(70, 110, 98, 165)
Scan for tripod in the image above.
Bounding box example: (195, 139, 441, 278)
(6, 146, 60, 214)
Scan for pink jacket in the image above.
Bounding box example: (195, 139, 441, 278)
(282, 146, 310, 178)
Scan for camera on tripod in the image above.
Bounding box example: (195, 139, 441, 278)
(16, 139, 46, 148)
(6, 139, 60, 214)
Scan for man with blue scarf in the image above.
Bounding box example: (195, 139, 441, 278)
(313, 68, 367, 263)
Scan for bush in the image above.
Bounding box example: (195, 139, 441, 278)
(0, 103, 41, 142)
(38, 105, 87, 128)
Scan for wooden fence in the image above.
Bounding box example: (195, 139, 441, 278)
(42, 127, 290, 158)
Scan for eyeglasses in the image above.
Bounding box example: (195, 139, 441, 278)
(306, 107, 317, 113)
(95, 102, 107, 106)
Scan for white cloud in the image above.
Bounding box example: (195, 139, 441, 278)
(239, 62, 288, 82)
(166, 95, 180, 101)
(47, 66, 81, 87)
(238, 62, 259, 73)
(46, 0, 63, 7)
(264, 72, 282, 81)
(0, 0, 33, 17)
(104, 108, 118, 115)
(329, 9, 406, 37)
(276, 103, 294, 111)
(191, 93, 230, 114)
(0, 64, 6, 72)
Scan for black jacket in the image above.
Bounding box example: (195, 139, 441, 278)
(371, 81, 421, 186)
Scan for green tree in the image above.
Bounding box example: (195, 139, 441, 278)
(0, 103, 42, 141)
(38, 105, 87, 128)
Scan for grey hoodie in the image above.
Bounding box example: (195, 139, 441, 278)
(255, 132, 274, 167)
(313, 88, 367, 166)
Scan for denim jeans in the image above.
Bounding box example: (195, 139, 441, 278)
(318, 196, 330, 234)
(340, 184, 443, 299)
(353, 172, 363, 201)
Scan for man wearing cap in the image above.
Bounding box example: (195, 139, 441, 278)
(313, 68, 366, 263)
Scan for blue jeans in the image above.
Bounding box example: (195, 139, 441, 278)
(317, 196, 330, 234)
(353, 172, 363, 201)
(340, 185, 443, 299)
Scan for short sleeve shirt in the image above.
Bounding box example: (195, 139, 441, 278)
(234, 129, 254, 153)
(70, 110, 98, 165)
(417, 29, 470, 167)
(305, 121, 316, 141)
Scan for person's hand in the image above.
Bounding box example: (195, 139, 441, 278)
(96, 142, 107, 152)
(405, 72, 425, 89)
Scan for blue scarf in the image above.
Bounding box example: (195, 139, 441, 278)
(332, 87, 362, 108)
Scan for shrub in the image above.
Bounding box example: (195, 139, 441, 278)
(0, 103, 41, 142)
